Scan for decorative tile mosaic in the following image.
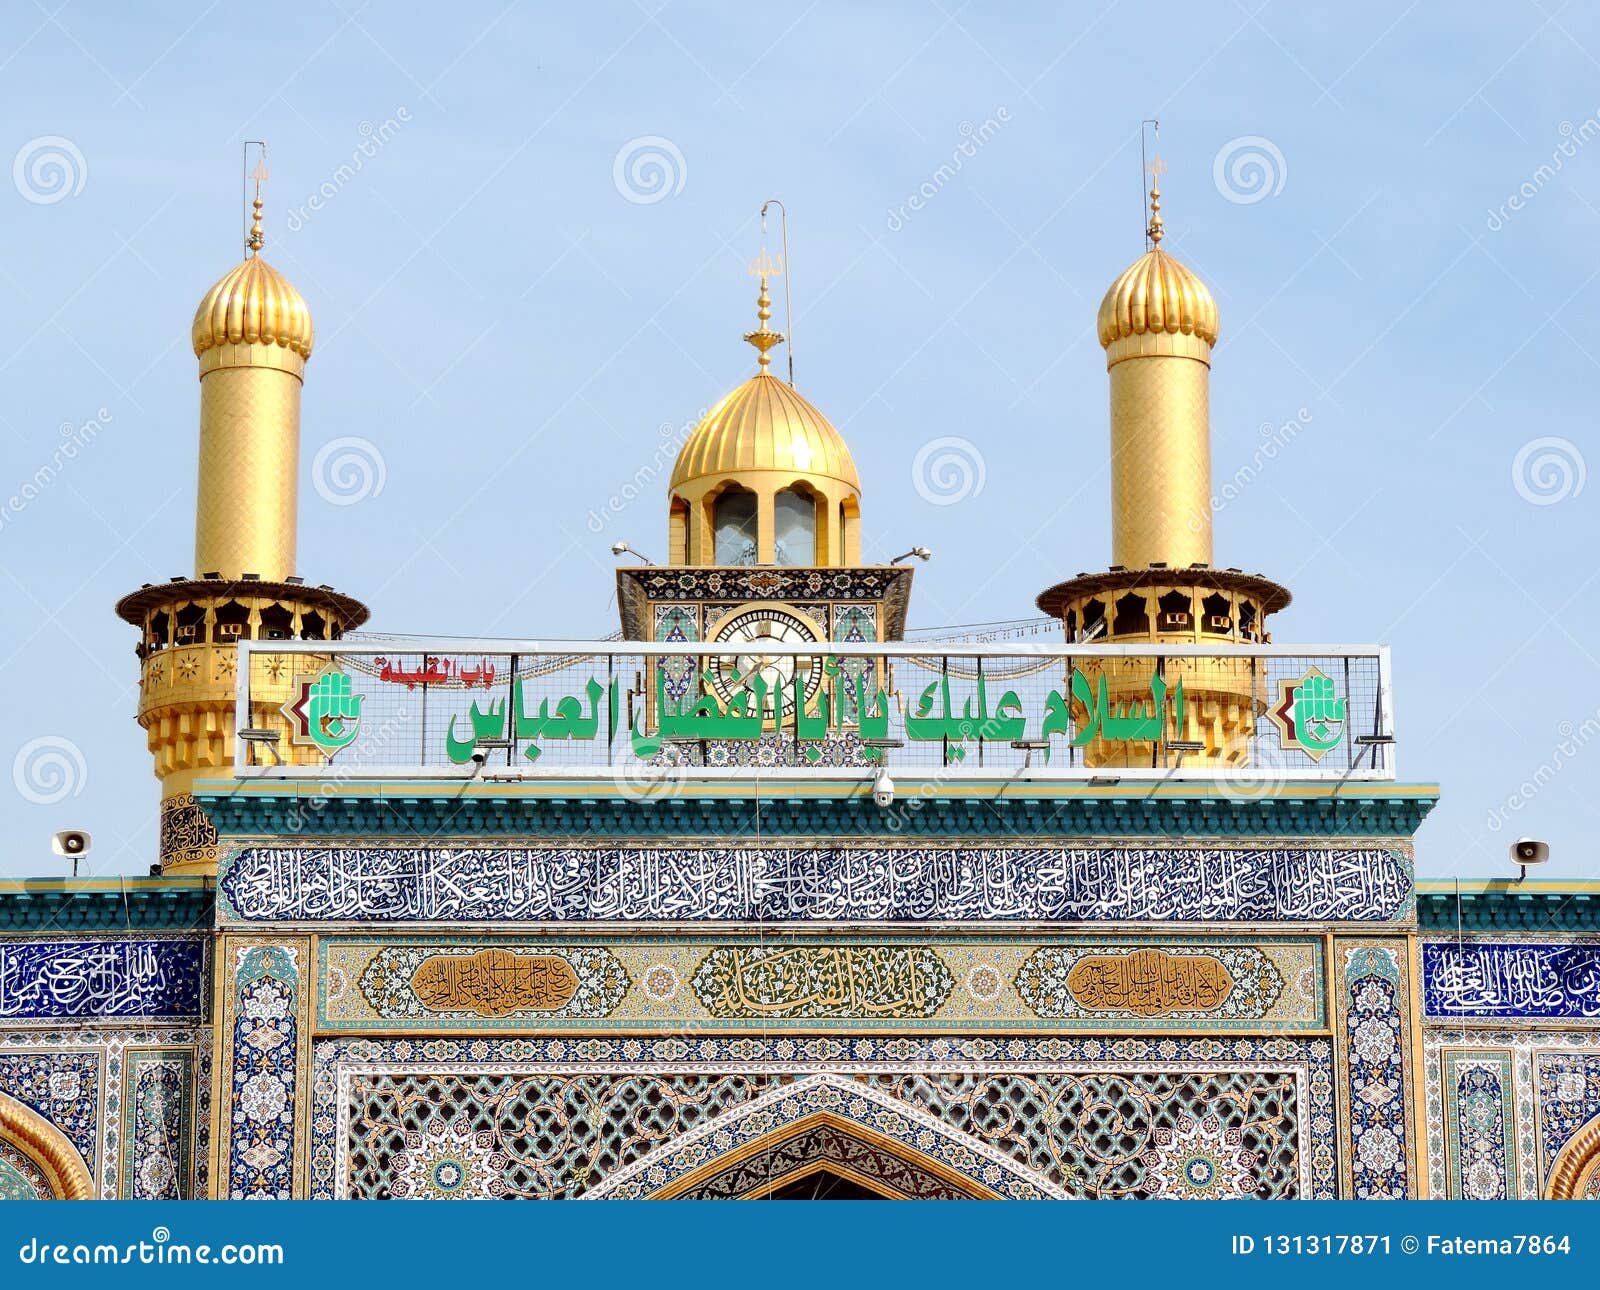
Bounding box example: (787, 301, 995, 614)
(1439, 1049, 1517, 1199)
(1534, 1050, 1600, 1184)
(664, 1119, 974, 1199)
(119, 1049, 194, 1199)
(310, 1034, 1335, 1200)
(1422, 1030, 1600, 1199)
(1014, 945, 1288, 1022)
(315, 935, 1324, 1033)
(691, 945, 953, 1020)
(225, 945, 302, 1199)
(0, 1049, 101, 1177)
(590, 1075, 1060, 1199)
(222, 844, 1413, 924)
(0, 936, 206, 1022)
(1422, 940, 1600, 1020)
(352, 946, 629, 1022)
(626, 567, 906, 603)
(0, 1028, 207, 1199)
(0, 1138, 50, 1199)
(1340, 943, 1415, 1198)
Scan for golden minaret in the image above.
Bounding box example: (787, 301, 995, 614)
(117, 162, 368, 873)
(1037, 163, 1289, 768)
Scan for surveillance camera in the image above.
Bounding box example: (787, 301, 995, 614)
(1511, 837, 1549, 867)
(610, 541, 630, 556)
(51, 830, 91, 859)
(871, 767, 895, 808)
(469, 747, 490, 766)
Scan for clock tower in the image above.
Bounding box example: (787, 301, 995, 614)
(615, 271, 912, 767)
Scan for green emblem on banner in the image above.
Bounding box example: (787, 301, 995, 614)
(282, 667, 363, 754)
(1270, 667, 1345, 760)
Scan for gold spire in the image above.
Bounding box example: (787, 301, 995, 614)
(1146, 157, 1165, 246)
(247, 155, 267, 254)
(742, 264, 785, 370)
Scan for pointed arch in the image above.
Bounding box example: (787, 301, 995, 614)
(657, 1111, 996, 1199)
(0, 1091, 94, 1200)
(1548, 1110, 1600, 1199)
(582, 1073, 1066, 1200)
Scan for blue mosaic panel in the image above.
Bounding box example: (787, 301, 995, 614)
(1422, 941, 1600, 1020)
(1443, 1053, 1515, 1200)
(0, 938, 205, 1022)
(1342, 946, 1412, 1199)
(1536, 1051, 1600, 1185)
(0, 1050, 100, 1175)
(221, 844, 1412, 924)
(120, 1050, 194, 1199)
(226, 946, 300, 1199)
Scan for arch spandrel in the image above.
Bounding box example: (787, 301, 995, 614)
(581, 1073, 1065, 1201)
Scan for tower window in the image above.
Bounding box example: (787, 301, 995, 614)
(174, 603, 206, 645)
(259, 604, 293, 642)
(1113, 591, 1150, 637)
(713, 488, 759, 566)
(1158, 590, 1193, 631)
(213, 600, 251, 642)
(773, 487, 817, 566)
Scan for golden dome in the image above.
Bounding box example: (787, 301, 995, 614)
(670, 371, 860, 492)
(1097, 247, 1218, 350)
(192, 254, 314, 360)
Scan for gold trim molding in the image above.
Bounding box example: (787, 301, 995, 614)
(0, 1091, 93, 1200)
(1547, 1110, 1600, 1200)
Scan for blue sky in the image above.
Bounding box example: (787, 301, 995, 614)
(0, 1, 1596, 880)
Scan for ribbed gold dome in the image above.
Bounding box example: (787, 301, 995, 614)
(192, 255, 314, 360)
(670, 372, 860, 492)
(1097, 248, 1218, 350)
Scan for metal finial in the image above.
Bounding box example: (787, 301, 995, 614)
(759, 199, 794, 385)
(1147, 157, 1166, 247)
(243, 141, 269, 255)
(742, 272, 784, 370)
(1138, 119, 1161, 250)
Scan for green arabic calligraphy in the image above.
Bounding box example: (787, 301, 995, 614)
(442, 661, 1206, 763)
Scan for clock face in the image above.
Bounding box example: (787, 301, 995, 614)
(710, 608, 822, 718)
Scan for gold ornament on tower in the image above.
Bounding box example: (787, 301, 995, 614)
(116, 149, 368, 873)
(1037, 156, 1289, 769)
